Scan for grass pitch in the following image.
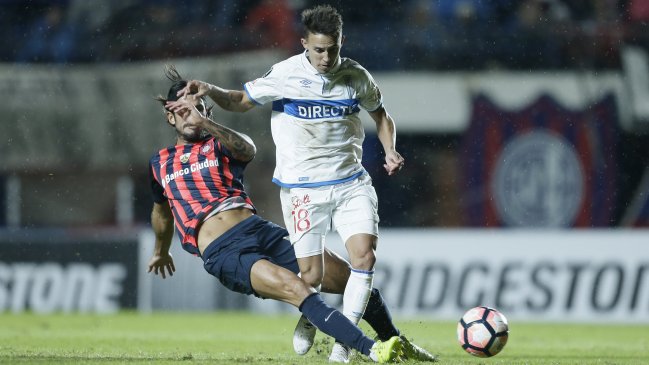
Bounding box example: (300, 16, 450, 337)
(0, 312, 647, 364)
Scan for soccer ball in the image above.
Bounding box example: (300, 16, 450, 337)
(457, 306, 509, 357)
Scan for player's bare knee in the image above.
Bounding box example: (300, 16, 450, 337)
(281, 275, 314, 301)
(297, 260, 324, 288)
(300, 270, 323, 289)
(350, 250, 376, 271)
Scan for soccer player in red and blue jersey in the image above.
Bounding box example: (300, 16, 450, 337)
(147, 66, 436, 363)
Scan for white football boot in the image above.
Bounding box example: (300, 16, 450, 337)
(293, 314, 316, 355)
(328, 342, 351, 363)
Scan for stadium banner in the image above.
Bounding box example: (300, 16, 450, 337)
(460, 94, 620, 228)
(0, 229, 139, 313)
(138, 228, 649, 323)
(356, 229, 649, 323)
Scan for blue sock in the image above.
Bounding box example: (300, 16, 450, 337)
(299, 293, 375, 356)
(363, 288, 400, 341)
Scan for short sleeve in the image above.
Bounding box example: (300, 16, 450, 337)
(358, 69, 383, 112)
(243, 62, 288, 105)
(149, 163, 167, 204)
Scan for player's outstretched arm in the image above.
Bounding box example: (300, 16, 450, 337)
(148, 202, 176, 279)
(166, 97, 257, 162)
(178, 80, 256, 113)
(368, 106, 405, 176)
(202, 117, 257, 162)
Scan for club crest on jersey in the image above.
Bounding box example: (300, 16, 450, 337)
(201, 143, 212, 155)
(179, 153, 191, 163)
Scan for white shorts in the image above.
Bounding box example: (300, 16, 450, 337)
(279, 174, 379, 258)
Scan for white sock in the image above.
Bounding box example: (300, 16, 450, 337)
(342, 269, 374, 325)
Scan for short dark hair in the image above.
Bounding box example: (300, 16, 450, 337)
(301, 4, 343, 39)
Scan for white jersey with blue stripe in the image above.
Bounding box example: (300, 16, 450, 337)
(243, 51, 382, 188)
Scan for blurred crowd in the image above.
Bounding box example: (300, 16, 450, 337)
(2, 0, 648, 70)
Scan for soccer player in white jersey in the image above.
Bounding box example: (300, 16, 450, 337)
(172, 5, 429, 363)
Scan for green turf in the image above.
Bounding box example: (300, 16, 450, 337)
(0, 312, 646, 364)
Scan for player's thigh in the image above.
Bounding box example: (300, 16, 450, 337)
(280, 186, 332, 257)
(203, 239, 260, 296)
(202, 218, 289, 296)
(250, 259, 313, 307)
(264, 236, 300, 275)
(332, 177, 379, 244)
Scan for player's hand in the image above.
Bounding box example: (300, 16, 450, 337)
(165, 96, 206, 125)
(147, 252, 176, 279)
(165, 98, 192, 117)
(177, 80, 212, 99)
(384, 150, 405, 176)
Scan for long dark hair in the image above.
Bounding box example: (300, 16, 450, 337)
(155, 64, 212, 117)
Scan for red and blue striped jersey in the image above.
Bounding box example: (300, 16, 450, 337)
(149, 136, 255, 255)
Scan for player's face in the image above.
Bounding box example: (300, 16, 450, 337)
(167, 95, 207, 143)
(301, 32, 343, 73)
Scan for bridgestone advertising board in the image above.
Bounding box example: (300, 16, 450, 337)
(0, 230, 139, 313)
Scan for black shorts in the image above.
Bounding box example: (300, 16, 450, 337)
(201, 215, 299, 297)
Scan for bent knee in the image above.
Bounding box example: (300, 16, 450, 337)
(279, 273, 314, 300)
(350, 250, 376, 271)
(299, 270, 323, 289)
(297, 258, 324, 288)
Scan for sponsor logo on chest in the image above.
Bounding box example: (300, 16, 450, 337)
(162, 157, 219, 187)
